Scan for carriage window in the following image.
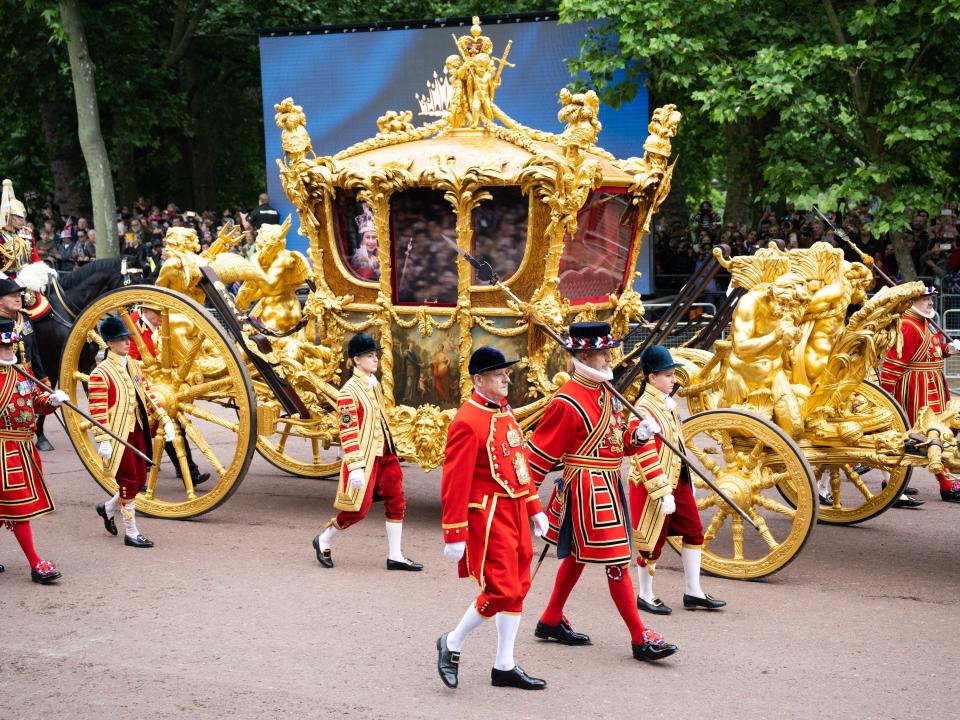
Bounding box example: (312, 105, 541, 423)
(558, 190, 636, 302)
(392, 188, 459, 305)
(471, 187, 528, 284)
(332, 189, 380, 282)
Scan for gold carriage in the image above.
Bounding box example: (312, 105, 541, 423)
(59, 19, 958, 580)
(57, 19, 668, 518)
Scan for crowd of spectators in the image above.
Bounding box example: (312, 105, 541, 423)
(652, 198, 960, 295)
(22, 193, 279, 277)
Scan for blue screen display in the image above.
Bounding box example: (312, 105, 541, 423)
(259, 18, 651, 292)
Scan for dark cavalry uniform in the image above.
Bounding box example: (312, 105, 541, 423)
(9, 310, 47, 383)
(441, 391, 542, 616)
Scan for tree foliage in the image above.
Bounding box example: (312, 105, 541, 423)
(562, 0, 960, 271)
(2, 0, 554, 225)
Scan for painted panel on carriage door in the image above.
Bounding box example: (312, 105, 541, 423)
(259, 18, 652, 294)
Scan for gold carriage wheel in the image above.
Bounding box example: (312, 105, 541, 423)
(665, 409, 818, 580)
(255, 415, 342, 479)
(777, 381, 913, 526)
(59, 285, 257, 519)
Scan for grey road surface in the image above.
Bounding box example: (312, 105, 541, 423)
(2, 419, 957, 720)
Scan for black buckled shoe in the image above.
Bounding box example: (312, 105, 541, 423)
(191, 472, 211, 486)
(942, 486, 960, 503)
(96, 502, 118, 536)
(312, 535, 333, 567)
(882, 480, 918, 495)
(35, 436, 54, 452)
(1, 563, 5, 573)
(437, 633, 460, 689)
(534, 618, 591, 645)
(683, 593, 726, 610)
(637, 596, 672, 615)
(30, 560, 61, 584)
(124, 534, 154, 548)
(893, 495, 925, 508)
(387, 557, 423, 571)
(632, 628, 677, 662)
(491, 666, 546, 690)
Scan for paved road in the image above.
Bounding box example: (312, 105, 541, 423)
(2, 419, 958, 720)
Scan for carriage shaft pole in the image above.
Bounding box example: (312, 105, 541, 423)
(14, 364, 154, 466)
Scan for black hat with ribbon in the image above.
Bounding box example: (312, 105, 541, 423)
(563, 321, 620, 350)
(0, 317, 19, 345)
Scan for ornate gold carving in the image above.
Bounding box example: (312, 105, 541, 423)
(266, 22, 682, 471)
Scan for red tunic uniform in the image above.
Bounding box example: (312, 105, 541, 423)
(127, 310, 155, 361)
(441, 392, 543, 617)
(331, 370, 404, 529)
(0, 366, 58, 521)
(880, 308, 950, 424)
(628, 387, 704, 564)
(525, 372, 641, 566)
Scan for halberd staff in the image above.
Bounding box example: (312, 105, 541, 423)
(441, 234, 759, 532)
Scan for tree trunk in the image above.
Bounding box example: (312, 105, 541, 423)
(722, 121, 755, 229)
(59, 0, 117, 259)
(890, 230, 917, 282)
(38, 99, 88, 218)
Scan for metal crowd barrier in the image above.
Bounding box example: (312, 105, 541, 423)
(623, 302, 719, 353)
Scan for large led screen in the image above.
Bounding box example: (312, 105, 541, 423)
(259, 16, 652, 292)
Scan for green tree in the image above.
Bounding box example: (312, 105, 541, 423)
(562, 0, 960, 279)
(58, 0, 118, 257)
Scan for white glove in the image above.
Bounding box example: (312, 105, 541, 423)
(532, 511, 549, 538)
(348, 468, 365, 489)
(97, 440, 112, 458)
(949, 339, 960, 354)
(661, 493, 676, 515)
(48, 389, 69, 407)
(633, 416, 660, 443)
(443, 541, 466, 560)
(163, 420, 176, 442)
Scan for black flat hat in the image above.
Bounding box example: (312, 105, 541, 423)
(347, 332, 379, 358)
(563, 321, 621, 350)
(469, 346, 519, 375)
(0, 278, 23, 297)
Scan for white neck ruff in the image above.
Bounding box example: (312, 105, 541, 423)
(572, 358, 613, 383)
